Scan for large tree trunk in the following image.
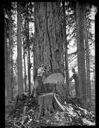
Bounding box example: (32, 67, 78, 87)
(84, 5, 91, 106)
(76, 2, 87, 107)
(17, 2, 23, 95)
(34, 2, 66, 116)
(34, 2, 64, 75)
(34, 2, 68, 117)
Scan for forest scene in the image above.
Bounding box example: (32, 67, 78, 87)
(4, 1, 96, 127)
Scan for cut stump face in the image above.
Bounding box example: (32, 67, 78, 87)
(36, 93, 66, 120)
(43, 73, 66, 99)
(43, 73, 64, 84)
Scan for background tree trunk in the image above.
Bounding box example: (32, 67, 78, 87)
(84, 5, 91, 106)
(23, 52, 27, 92)
(9, 16, 14, 100)
(26, 5, 31, 94)
(4, 18, 7, 97)
(76, 2, 87, 106)
(62, 1, 70, 96)
(28, 48, 31, 94)
(5, 12, 13, 101)
(5, 25, 11, 100)
(33, 3, 37, 82)
(17, 2, 23, 95)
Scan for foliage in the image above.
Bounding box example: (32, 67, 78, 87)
(5, 93, 95, 127)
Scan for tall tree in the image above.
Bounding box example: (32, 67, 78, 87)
(34, 2, 67, 99)
(76, 2, 87, 106)
(62, 1, 70, 96)
(34, 2, 64, 74)
(5, 18, 11, 100)
(25, 4, 31, 94)
(17, 2, 23, 95)
(84, 5, 91, 106)
(8, 11, 14, 100)
(33, 3, 37, 81)
(23, 45, 27, 92)
(5, 8, 13, 100)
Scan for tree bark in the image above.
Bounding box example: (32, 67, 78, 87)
(28, 47, 31, 94)
(17, 2, 23, 95)
(34, 2, 66, 113)
(76, 2, 87, 106)
(26, 4, 31, 94)
(62, 1, 70, 96)
(33, 3, 37, 82)
(36, 93, 54, 119)
(84, 5, 91, 105)
(23, 52, 27, 92)
(5, 11, 13, 100)
(5, 22, 11, 99)
(5, 24, 7, 97)
(34, 2, 64, 75)
(9, 13, 14, 100)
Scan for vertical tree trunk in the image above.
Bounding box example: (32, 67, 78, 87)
(17, 2, 23, 95)
(34, 2, 64, 75)
(84, 6, 91, 105)
(5, 25, 7, 97)
(5, 24, 11, 100)
(62, 1, 69, 96)
(34, 2, 67, 102)
(5, 12, 13, 101)
(33, 2, 37, 81)
(23, 52, 27, 92)
(9, 13, 14, 100)
(76, 2, 87, 106)
(26, 5, 31, 94)
(28, 47, 31, 94)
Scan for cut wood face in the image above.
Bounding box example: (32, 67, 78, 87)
(43, 73, 64, 84)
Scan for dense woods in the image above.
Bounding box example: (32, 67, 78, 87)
(4, 1, 96, 127)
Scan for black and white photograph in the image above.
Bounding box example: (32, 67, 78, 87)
(4, 1, 96, 127)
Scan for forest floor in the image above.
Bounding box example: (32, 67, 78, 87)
(5, 90, 95, 127)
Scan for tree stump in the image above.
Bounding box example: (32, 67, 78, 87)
(36, 93, 55, 120)
(34, 72, 66, 120)
(35, 92, 66, 120)
(43, 72, 66, 100)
